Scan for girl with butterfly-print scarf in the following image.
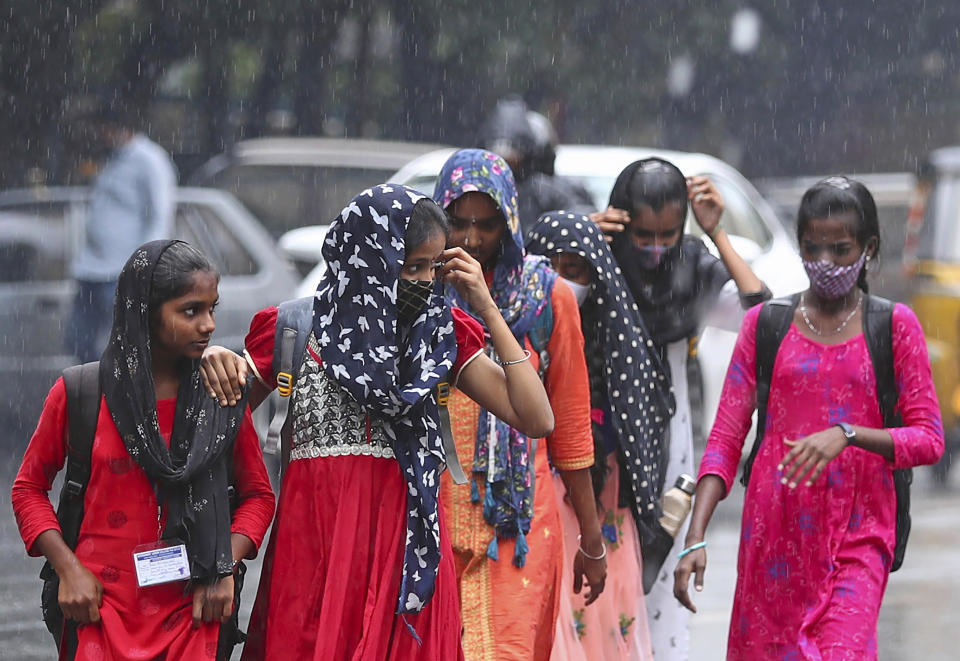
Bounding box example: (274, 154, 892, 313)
(434, 149, 607, 661)
(528, 211, 677, 661)
(199, 184, 553, 661)
(12, 240, 275, 661)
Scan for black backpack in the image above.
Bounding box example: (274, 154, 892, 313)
(740, 293, 912, 573)
(39, 362, 245, 660)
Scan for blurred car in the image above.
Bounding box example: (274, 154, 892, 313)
(0, 186, 299, 453)
(283, 145, 808, 443)
(189, 137, 448, 253)
(755, 172, 916, 302)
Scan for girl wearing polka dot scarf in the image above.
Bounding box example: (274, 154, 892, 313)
(528, 211, 675, 659)
(591, 158, 771, 661)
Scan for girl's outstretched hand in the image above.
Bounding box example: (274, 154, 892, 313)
(437, 248, 497, 318)
(673, 544, 707, 613)
(779, 427, 848, 488)
(200, 346, 248, 407)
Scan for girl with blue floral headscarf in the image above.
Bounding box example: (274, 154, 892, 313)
(434, 149, 606, 661)
(201, 184, 553, 660)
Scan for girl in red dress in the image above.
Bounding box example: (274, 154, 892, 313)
(202, 184, 555, 660)
(12, 240, 276, 660)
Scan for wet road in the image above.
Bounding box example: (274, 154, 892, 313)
(1, 464, 956, 660)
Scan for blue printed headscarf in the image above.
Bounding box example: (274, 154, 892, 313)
(434, 149, 557, 567)
(314, 183, 457, 614)
(527, 211, 676, 543)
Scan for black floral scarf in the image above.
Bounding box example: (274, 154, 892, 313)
(100, 240, 249, 582)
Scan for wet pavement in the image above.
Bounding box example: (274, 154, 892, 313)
(0, 463, 956, 660)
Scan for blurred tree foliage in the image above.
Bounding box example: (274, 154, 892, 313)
(2, 0, 959, 187)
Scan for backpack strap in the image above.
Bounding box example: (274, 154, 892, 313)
(740, 294, 800, 487)
(59, 362, 102, 547)
(40, 361, 100, 657)
(264, 297, 314, 455)
(862, 296, 901, 426)
(861, 295, 912, 572)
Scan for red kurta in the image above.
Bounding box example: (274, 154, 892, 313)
(240, 306, 485, 661)
(12, 380, 276, 661)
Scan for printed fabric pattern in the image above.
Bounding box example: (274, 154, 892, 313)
(434, 149, 557, 564)
(313, 183, 458, 614)
(527, 211, 676, 526)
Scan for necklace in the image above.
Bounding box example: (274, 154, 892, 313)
(799, 290, 863, 337)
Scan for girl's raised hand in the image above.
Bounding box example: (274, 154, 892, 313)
(589, 206, 630, 242)
(779, 427, 849, 488)
(437, 248, 497, 318)
(200, 346, 248, 407)
(687, 176, 724, 237)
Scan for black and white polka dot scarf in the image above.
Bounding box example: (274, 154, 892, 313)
(527, 212, 676, 531)
(314, 184, 457, 614)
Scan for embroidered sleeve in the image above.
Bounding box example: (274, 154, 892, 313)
(11, 379, 69, 555)
(888, 303, 945, 468)
(451, 307, 485, 384)
(229, 408, 276, 553)
(543, 280, 594, 471)
(698, 305, 761, 496)
(244, 306, 279, 390)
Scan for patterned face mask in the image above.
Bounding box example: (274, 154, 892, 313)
(396, 279, 434, 323)
(634, 242, 681, 271)
(802, 251, 867, 299)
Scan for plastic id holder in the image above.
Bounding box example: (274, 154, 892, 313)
(132, 541, 191, 588)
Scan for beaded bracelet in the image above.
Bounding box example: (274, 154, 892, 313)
(499, 349, 531, 367)
(576, 534, 607, 561)
(677, 541, 707, 559)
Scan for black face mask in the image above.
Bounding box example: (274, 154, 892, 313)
(397, 279, 434, 323)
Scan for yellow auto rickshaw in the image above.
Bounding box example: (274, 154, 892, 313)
(904, 146, 960, 482)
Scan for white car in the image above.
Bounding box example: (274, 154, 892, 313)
(293, 145, 809, 443)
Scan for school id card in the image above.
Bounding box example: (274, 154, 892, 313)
(132, 543, 191, 587)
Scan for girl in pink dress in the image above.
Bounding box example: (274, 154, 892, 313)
(674, 177, 944, 660)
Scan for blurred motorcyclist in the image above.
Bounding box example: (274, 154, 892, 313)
(479, 96, 595, 234)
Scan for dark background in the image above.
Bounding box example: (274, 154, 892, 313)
(2, 0, 959, 186)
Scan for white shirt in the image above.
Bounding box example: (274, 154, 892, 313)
(72, 134, 177, 281)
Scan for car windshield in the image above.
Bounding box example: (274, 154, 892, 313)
(918, 172, 960, 263)
(207, 164, 399, 237)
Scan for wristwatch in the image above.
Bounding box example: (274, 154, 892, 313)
(836, 422, 856, 445)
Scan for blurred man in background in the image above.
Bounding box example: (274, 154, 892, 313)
(67, 95, 177, 362)
(480, 96, 594, 234)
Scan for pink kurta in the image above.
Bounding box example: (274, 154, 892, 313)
(699, 303, 943, 661)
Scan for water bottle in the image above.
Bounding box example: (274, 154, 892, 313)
(659, 474, 697, 538)
(641, 473, 697, 593)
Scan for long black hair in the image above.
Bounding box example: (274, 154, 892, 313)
(148, 241, 218, 326)
(796, 176, 880, 293)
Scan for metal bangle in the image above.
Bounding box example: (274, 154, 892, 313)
(499, 350, 531, 367)
(576, 534, 607, 561)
